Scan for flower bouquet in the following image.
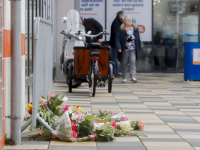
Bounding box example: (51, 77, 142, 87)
(27, 94, 146, 142)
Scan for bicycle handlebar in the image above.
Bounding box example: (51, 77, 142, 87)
(60, 30, 109, 42)
(79, 30, 110, 38)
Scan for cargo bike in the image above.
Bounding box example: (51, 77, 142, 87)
(60, 10, 115, 97)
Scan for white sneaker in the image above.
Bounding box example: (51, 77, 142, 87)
(131, 77, 138, 83)
(122, 79, 127, 83)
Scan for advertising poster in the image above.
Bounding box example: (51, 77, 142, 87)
(80, 0, 105, 31)
(107, 0, 152, 41)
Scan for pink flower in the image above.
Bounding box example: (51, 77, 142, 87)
(73, 111, 78, 115)
(137, 120, 145, 131)
(39, 99, 44, 104)
(48, 92, 56, 97)
(108, 111, 114, 116)
(71, 120, 75, 126)
(69, 131, 78, 139)
(76, 118, 79, 122)
(62, 105, 69, 113)
(111, 121, 117, 129)
(69, 131, 77, 138)
(120, 116, 127, 121)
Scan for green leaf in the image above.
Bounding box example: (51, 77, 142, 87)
(53, 108, 60, 115)
(29, 125, 34, 131)
(53, 97, 58, 107)
(60, 95, 65, 100)
(48, 102, 54, 112)
(56, 100, 63, 106)
(57, 112, 63, 117)
(106, 115, 112, 121)
(69, 113, 72, 119)
(85, 115, 94, 121)
(99, 110, 103, 115)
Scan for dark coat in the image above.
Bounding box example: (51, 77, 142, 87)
(83, 18, 103, 43)
(110, 16, 123, 47)
(115, 23, 141, 62)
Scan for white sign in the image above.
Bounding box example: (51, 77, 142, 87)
(193, 49, 200, 65)
(106, 0, 152, 42)
(80, 0, 105, 31)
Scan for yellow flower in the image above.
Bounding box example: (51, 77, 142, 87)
(28, 103, 33, 108)
(77, 107, 82, 112)
(39, 104, 42, 107)
(26, 107, 31, 112)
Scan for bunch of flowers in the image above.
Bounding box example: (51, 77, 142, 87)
(26, 100, 43, 115)
(27, 93, 146, 142)
(26, 103, 33, 114)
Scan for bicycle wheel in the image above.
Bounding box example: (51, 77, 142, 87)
(66, 78, 82, 88)
(91, 61, 98, 97)
(91, 73, 97, 97)
(108, 63, 113, 93)
(67, 63, 73, 93)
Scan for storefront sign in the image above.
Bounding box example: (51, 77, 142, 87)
(193, 49, 200, 65)
(107, 0, 152, 41)
(80, 0, 105, 31)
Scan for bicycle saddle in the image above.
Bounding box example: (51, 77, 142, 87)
(88, 42, 101, 49)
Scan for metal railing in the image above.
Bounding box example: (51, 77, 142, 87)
(22, 17, 54, 131)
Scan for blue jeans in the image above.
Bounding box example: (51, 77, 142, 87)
(112, 47, 119, 75)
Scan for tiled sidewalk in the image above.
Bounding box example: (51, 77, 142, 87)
(4, 73, 200, 150)
(50, 73, 200, 150)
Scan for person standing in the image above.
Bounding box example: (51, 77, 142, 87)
(80, 17, 103, 44)
(115, 15, 141, 83)
(110, 11, 124, 77)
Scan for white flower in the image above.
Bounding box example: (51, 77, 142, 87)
(62, 97, 68, 102)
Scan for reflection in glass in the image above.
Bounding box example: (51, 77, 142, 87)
(153, 0, 199, 71)
(137, 42, 152, 71)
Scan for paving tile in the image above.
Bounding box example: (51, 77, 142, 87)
(140, 138, 185, 142)
(97, 141, 144, 147)
(143, 142, 192, 147)
(146, 147, 195, 150)
(3, 145, 49, 149)
(48, 146, 97, 150)
(50, 141, 96, 146)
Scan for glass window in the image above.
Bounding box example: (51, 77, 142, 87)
(137, 42, 153, 71)
(153, 0, 199, 71)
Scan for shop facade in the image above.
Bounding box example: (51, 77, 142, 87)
(77, 0, 200, 72)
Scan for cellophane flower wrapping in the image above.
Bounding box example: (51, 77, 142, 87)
(95, 123, 115, 141)
(111, 112, 127, 122)
(57, 96, 69, 112)
(40, 97, 54, 115)
(52, 112, 75, 142)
